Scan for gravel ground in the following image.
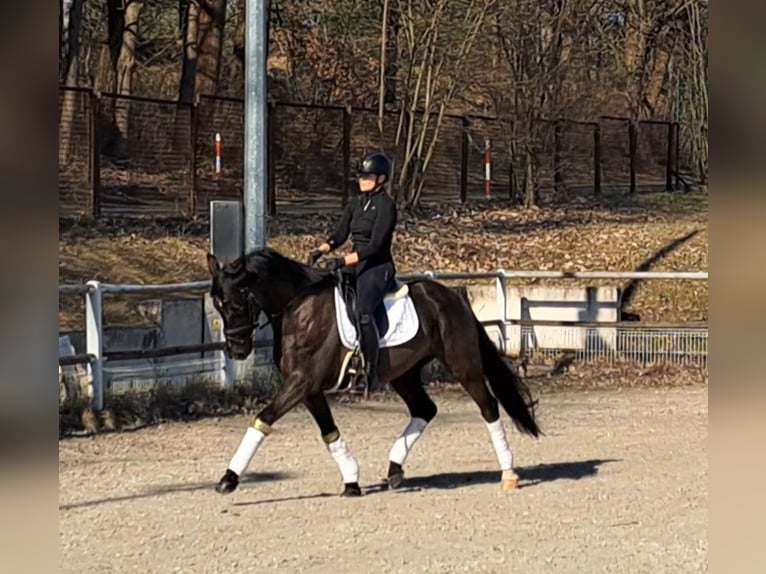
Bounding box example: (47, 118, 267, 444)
(59, 385, 707, 573)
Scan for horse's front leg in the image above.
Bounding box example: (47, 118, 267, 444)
(215, 373, 308, 494)
(304, 392, 362, 497)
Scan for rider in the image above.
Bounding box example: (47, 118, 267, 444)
(308, 151, 398, 391)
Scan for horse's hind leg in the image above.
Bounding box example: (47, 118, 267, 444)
(304, 392, 362, 497)
(386, 367, 438, 489)
(437, 340, 519, 490)
(215, 373, 308, 495)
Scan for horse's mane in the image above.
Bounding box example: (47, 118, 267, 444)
(239, 247, 337, 291)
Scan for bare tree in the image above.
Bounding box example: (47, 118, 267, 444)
(678, 0, 707, 185)
(93, 0, 125, 95)
(113, 0, 145, 157)
(618, 0, 686, 120)
(392, 0, 494, 207)
(194, 0, 228, 96)
(178, 0, 200, 103)
(377, 0, 390, 141)
(59, 0, 86, 160)
(492, 0, 576, 207)
(376, 0, 400, 142)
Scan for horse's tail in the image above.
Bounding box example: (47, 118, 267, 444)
(475, 317, 541, 438)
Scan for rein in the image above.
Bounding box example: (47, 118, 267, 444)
(224, 259, 333, 347)
(223, 289, 272, 346)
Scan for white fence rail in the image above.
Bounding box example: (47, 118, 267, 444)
(58, 270, 708, 409)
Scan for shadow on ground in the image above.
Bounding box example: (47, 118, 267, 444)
(59, 471, 292, 511)
(221, 459, 620, 507)
(362, 458, 620, 494)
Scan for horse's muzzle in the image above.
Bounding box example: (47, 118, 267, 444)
(225, 340, 252, 361)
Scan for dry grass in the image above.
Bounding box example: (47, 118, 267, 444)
(59, 360, 707, 437)
(59, 191, 707, 330)
(59, 380, 271, 438)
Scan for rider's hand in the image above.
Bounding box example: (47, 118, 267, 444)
(307, 249, 322, 266)
(326, 257, 345, 271)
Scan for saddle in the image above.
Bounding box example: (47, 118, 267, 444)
(329, 271, 412, 396)
(336, 270, 409, 336)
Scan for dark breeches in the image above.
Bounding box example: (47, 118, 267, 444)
(355, 262, 395, 320)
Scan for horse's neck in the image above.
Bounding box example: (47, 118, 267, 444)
(263, 276, 333, 315)
(260, 278, 311, 313)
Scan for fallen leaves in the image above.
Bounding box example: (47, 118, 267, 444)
(59, 194, 708, 329)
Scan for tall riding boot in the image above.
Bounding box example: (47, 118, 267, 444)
(358, 314, 380, 391)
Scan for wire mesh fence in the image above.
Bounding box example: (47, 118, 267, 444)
(95, 93, 195, 217)
(58, 87, 680, 219)
(519, 324, 707, 368)
(59, 87, 94, 217)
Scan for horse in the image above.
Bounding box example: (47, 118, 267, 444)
(207, 247, 541, 496)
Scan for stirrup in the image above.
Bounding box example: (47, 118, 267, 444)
(326, 347, 367, 396)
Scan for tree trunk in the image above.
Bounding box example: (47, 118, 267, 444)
(384, 0, 400, 105)
(59, 0, 85, 161)
(60, 0, 82, 84)
(94, 0, 125, 94)
(623, 0, 646, 117)
(376, 0, 390, 142)
(641, 47, 672, 119)
(114, 0, 144, 158)
(523, 147, 536, 209)
(179, 0, 200, 104)
(194, 0, 228, 97)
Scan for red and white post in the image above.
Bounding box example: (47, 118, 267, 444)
(214, 132, 222, 175)
(484, 138, 492, 198)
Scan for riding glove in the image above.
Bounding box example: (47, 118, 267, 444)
(326, 257, 345, 271)
(307, 249, 322, 266)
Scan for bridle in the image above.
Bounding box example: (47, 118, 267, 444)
(222, 288, 271, 348)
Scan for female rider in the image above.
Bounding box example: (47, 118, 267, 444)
(309, 152, 398, 391)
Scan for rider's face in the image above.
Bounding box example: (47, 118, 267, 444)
(358, 174, 379, 193)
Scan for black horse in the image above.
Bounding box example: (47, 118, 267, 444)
(208, 248, 540, 496)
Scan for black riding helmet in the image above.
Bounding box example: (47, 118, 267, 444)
(357, 152, 391, 180)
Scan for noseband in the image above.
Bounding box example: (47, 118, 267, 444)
(223, 289, 270, 347)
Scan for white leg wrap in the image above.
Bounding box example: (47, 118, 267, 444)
(326, 437, 360, 484)
(388, 417, 429, 466)
(486, 418, 514, 471)
(228, 427, 266, 476)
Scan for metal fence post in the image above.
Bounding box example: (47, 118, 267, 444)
(189, 97, 199, 217)
(85, 280, 104, 410)
(460, 116, 469, 203)
(268, 100, 277, 215)
(90, 91, 102, 218)
(342, 105, 352, 207)
(628, 120, 638, 194)
(553, 120, 563, 193)
(593, 122, 602, 196)
(495, 270, 508, 354)
(665, 121, 674, 191)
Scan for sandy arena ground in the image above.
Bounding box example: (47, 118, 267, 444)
(59, 385, 707, 573)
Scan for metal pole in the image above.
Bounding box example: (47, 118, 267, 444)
(244, 0, 268, 251)
(85, 280, 104, 410)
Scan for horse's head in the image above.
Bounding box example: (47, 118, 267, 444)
(207, 253, 264, 360)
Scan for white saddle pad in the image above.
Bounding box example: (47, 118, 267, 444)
(333, 284, 420, 349)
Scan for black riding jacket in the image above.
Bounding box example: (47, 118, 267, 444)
(327, 189, 398, 272)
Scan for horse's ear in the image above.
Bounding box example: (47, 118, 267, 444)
(244, 254, 263, 276)
(206, 253, 220, 276)
(230, 255, 246, 274)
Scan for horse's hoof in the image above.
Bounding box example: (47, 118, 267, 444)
(501, 470, 519, 490)
(386, 472, 405, 490)
(501, 478, 519, 490)
(215, 469, 239, 494)
(340, 482, 362, 497)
